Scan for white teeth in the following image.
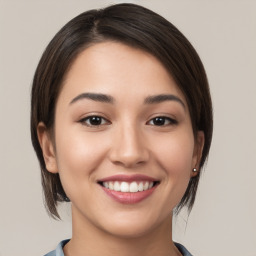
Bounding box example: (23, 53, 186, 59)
(138, 182, 144, 191)
(143, 181, 149, 190)
(103, 182, 109, 189)
(109, 181, 114, 190)
(130, 182, 138, 193)
(102, 181, 156, 192)
(114, 181, 120, 191)
(120, 182, 129, 192)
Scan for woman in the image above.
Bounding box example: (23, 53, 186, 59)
(31, 3, 213, 256)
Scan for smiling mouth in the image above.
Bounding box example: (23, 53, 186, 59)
(98, 180, 160, 193)
(97, 174, 160, 204)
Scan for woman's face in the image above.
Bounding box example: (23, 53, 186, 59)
(39, 42, 203, 238)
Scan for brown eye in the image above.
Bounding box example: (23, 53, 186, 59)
(148, 116, 177, 126)
(80, 116, 109, 126)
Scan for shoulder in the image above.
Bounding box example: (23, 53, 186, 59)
(44, 239, 70, 256)
(175, 242, 194, 256)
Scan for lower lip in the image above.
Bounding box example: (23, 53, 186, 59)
(101, 185, 157, 204)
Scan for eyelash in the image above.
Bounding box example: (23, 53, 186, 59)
(79, 115, 177, 127)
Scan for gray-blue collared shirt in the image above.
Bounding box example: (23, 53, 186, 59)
(44, 239, 193, 256)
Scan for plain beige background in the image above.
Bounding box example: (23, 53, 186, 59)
(0, 0, 256, 255)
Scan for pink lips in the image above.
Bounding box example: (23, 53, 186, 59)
(98, 174, 158, 204)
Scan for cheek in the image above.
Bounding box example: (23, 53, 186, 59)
(154, 132, 195, 184)
(145, 131, 195, 211)
(54, 130, 109, 192)
(55, 123, 108, 165)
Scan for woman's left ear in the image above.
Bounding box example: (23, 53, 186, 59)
(37, 122, 59, 173)
(191, 131, 205, 177)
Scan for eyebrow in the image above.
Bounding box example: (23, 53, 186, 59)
(144, 94, 185, 109)
(70, 93, 114, 105)
(70, 92, 185, 109)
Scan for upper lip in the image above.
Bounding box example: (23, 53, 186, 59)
(98, 174, 158, 183)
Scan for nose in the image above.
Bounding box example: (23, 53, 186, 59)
(108, 123, 149, 168)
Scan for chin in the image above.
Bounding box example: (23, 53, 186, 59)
(104, 223, 154, 239)
(99, 211, 170, 239)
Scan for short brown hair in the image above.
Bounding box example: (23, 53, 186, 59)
(31, 3, 213, 219)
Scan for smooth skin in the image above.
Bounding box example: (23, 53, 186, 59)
(38, 42, 204, 256)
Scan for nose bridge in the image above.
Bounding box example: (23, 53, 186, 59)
(109, 118, 149, 167)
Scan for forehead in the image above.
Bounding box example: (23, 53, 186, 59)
(58, 41, 186, 105)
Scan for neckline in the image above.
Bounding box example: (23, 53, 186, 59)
(55, 239, 192, 256)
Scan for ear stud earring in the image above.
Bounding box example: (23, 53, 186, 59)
(192, 168, 197, 172)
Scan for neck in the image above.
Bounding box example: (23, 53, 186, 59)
(64, 206, 182, 256)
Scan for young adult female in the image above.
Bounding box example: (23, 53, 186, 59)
(31, 3, 213, 256)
